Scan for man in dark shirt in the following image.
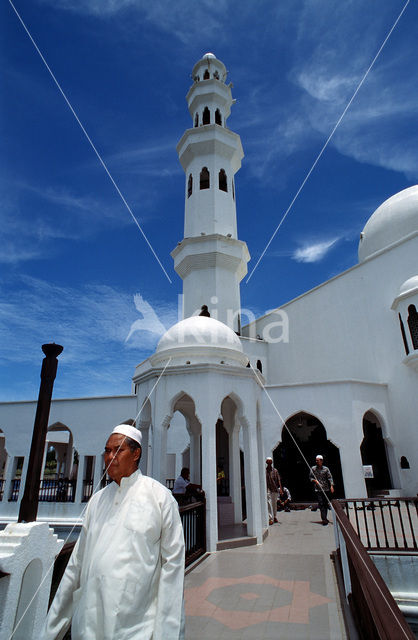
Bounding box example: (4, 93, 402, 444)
(309, 454, 334, 525)
(266, 457, 282, 524)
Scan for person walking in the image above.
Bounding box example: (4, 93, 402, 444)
(266, 457, 282, 525)
(309, 454, 334, 525)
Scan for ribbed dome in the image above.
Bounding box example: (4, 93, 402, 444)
(358, 186, 418, 262)
(151, 316, 247, 367)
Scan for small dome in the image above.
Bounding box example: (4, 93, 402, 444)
(399, 275, 418, 297)
(192, 54, 227, 84)
(391, 275, 418, 310)
(151, 316, 247, 367)
(358, 186, 418, 262)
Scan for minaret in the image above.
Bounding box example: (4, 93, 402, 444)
(171, 53, 250, 332)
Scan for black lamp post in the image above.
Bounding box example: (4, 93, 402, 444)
(18, 343, 63, 523)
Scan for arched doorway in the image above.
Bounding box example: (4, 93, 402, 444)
(274, 412, 345, 501)
(360, 411, 392, 497)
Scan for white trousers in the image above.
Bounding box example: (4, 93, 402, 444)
(267, 490, 278, 521)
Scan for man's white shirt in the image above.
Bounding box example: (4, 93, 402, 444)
(43, 469, 185, 640)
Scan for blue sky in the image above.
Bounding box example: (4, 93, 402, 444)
(1, 0, 417, 401)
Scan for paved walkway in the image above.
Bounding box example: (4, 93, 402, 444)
(184, 509, 347, 640)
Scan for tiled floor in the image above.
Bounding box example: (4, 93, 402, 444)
(184, 509, 347, 639)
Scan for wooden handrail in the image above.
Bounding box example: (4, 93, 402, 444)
(332, 500, 414, 640)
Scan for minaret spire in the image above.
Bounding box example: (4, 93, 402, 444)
(171, 53, 250, 332)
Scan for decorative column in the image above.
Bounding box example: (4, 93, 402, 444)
(151, 391, 171, 485)
(19, 343, 63, 523)
(200, 403, 219, 552)
(189, 419, 202, 484)
(73, 456, 84, 505)
(241, 412, 263, 543)
(229, 426, 242, 524)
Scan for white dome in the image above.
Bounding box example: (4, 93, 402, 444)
(399, 275, 418, 297)
(358, 186, 418, 262)
(391, 276, 418, 310)
(151, 316, 248, 367)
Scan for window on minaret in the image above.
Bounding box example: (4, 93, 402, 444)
(407, 304, 418, 349)
(194, 113, 199, 127)
(214, 70, 219, 80)
(188, 174, 193, 198)
(232, 180, 235, 201)
(203, 107, 210, 125)
(215, 109, 222, 126)
(200, 167, 210, 190)
(219, 169, 227, 192)
(203, 69, 210, 80)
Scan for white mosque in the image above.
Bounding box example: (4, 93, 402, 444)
(0, 53, 417, 552)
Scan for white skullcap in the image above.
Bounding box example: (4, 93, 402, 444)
(316, 454, 323, 460)
(111, 424, 142, 445)
(266, 456, 273, 462)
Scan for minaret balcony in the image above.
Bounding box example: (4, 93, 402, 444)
(171, 234, 250, 282)
(177, 125, 243, 172)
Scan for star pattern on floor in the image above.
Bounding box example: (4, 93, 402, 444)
(185, 574, 332, 629)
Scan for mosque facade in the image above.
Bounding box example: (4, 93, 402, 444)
(1, 54, 417, 551)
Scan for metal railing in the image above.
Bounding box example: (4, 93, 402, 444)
(179, 499, 206, 567)
(0, 478, 4, 501)
(38, 479, 76, 502)
(166, 478, 175, 490)
(82, 480, 94, 502)
(8, 478, 76, 502)
(8, 479, 21, 501)
(339, 498, 417, 551)
(332, 499, 415, 640)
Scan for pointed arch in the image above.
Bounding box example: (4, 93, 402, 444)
(202, 106, 210, 125)
(203, 69, 210, 80)
(215, 108, 222, 125)
(274, 411, 345, 501)
(218, 169, 227, 192)
(194, 113, 199, 127)
(187, 174, 193, 198)
(361, 410, 393, 496)
(200, 167, 210, 190)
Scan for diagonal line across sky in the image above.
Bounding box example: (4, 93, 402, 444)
(245, 0, 410, 284)
(8, 0, 173, 284)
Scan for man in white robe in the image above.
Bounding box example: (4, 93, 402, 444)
(44, 424, 185, 640)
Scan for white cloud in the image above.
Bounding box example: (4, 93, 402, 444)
(42, 0, 227, 44)
(293, 238, 339, 263)
(0, 276, 179, 398)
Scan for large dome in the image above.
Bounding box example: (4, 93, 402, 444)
(358, 185, 418, 262)
(151, 316, 248, 367)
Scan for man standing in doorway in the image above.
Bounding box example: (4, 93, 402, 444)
(310, 454, 334, 525)
(44, 424, 185, 639)
(266, 456, 282, 525)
